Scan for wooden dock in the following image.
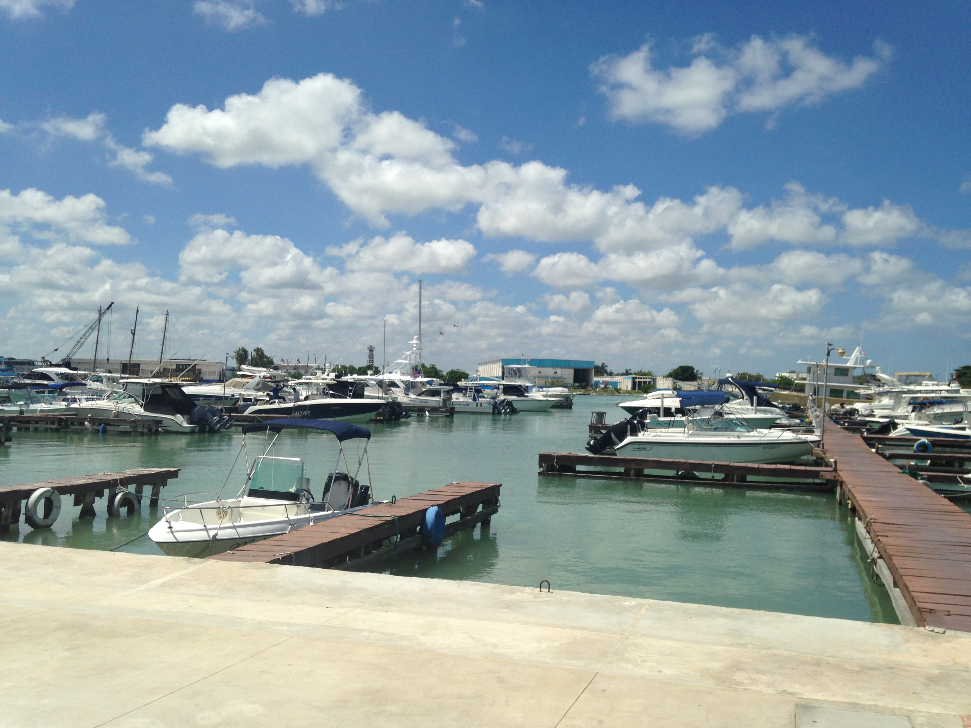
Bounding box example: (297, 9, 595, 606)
(0, 413, 162, 434)
(211, 481, 499, 568)
(538, 452, 837, 490)
(0, 468, 180, 532)
(824, 425, 971, 632)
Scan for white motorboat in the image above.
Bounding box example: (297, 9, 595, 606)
(149, 418, 378, 557)
(451, 387, 518, 414)
(82, 379, 233, 432)
(597, 411, 819, 464)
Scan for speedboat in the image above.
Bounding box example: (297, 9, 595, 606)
(149, 418, 378, 557)
(240, 379, 385, 423)
(451, 387, 518, 414)
(596, 410, 819, 464)
(82, 379, 232, 432)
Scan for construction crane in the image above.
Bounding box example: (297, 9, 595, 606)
(48, 302, 114, 368)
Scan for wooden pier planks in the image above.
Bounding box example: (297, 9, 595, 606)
(825, 425, 971, 632)
(0, 468, 181, 503)
(538, 452, 837, 489)
(210, 481, 500, 568)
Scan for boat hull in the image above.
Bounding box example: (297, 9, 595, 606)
(614, 433, 819, 464)
(242, 398, 384, 423)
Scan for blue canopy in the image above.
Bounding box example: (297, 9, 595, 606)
(717, 378, 777, 407)
(241, 418, 371, 441)
(673, 390, 729, 406)
(30, 382, 87, 390)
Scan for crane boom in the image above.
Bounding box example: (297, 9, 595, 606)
(57, 302, 114, 366)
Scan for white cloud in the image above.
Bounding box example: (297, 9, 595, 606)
(532, 252, 601, 289)
(0, 188, 130, 245)
(482, 249, 536, 274)
(961, 180, 971, 195)
(327, 233, 476, 274)
(727, 182, 838, 249)
(0, 118, 12, 134)
(840, 200, 919, 245)
(41, 112, 106, 141)
(189, 213, 238, 230)
(451, 124, 478, 143)
(498, 137, 530, 154)
(104, 137, 173, 187)
(144, 215, 155, 225)
(593, 35, 888, 135)
(879, 278, 971, 329)
(856, 251, 913, 286)
(544, 291, 591, 314)
(36, 113, 172, 186)
(194, 0, 266, 30)
(759, 250, 864, 288)
(291, 0, 338, 17)
(0, 0, 72, 19)
(689, 284, 825, 323)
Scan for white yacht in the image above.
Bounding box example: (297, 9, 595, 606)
(608, 415, 820, 464)
(149, 418, 378, 557)
(617, 382, 789, 430)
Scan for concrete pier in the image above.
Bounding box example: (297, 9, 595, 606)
(1, 541, 969, 727)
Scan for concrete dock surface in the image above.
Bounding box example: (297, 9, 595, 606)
(1, 541, 969, 727)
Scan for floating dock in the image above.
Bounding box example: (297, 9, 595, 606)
(211, 481, 500, 568)
(825, 425, 971, 632)
(0, 468, 180, 532)
(538, 452, 837, 490)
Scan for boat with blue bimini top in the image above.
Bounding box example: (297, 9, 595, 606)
(149, 418, 382, 557)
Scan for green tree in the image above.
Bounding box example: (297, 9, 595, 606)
(954, 365, 971, 388)
(633, 369, 654, 377)
(666, 365, 699, 381)
(444, 368, 469, 383)
(233, 347, 249, 367)
(422, 363, 445, 380)
(249, 347, 274, 368)
(594, 362, 609, 376)
(775, 375, 795, 390)
(736, 372, 766, 382)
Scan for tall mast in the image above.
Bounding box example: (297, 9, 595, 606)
(417, 279, 422, 368)
(158, 310, 169, 370)
(383, 317, 386, 375)
(127, 306, 139, 375)
(91, 305, 103, 372)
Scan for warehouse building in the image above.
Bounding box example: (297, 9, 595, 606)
(476, 358, 595, 388)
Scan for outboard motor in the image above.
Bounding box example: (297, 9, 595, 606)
(863, 418, 897, 436)
(189, 404, 233, 432)
(491, 397, 517, 414)
(586, 414, 641, 454)
(323, 472, 369, 509)
(378, 400, 408, 420)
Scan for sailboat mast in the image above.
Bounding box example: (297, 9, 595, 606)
(383, 317, 386, 375)
(418, 279, 422, 368)
(127, 306, 139, 375)
(91, 305, 103, 373)
(159, 310, 169, 369)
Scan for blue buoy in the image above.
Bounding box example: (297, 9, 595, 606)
(914, 439, 933, 454)
(420, 506, 445, 547)
(99, 424, 108, 435)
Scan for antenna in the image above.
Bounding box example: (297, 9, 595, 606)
(91, 305, 103, 372)
(417, 279, 423, 368)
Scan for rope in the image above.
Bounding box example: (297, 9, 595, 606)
(110, 531, 150, 551)
(217, 442, 246, 498)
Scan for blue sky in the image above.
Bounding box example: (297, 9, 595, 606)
(0, 0, 968, 377)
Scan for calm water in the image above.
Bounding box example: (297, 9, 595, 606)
(1, 395, 899, 623)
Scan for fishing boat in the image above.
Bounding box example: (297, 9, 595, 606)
(149, 418, 377, 557)
(82, 379, 232, 432)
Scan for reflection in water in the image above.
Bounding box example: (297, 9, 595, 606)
(365, 522, 500, 580)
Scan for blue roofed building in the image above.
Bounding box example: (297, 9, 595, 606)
(476, 358, 595, 388)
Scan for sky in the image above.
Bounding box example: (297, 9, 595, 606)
(0, 0, 969, 378)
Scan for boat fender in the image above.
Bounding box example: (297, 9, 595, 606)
(109, 491, 139, 517)
(99, 423, 108, 435)
(25, 487, 61, 529)
(55, 416, 68, 430)
(914, 439, 933, 454)
(420, 506, 445, 547)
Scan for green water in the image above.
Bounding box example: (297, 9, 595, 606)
(0, 395, 898, 623)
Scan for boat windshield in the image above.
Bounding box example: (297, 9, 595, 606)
(696, 413, 754, 433)
(107, 391, 139, 403)
(247, 456, 306, 501)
